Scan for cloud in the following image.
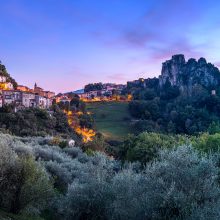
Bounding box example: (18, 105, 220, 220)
(88, 0, 209, 62)
(148, 38, 204, 61)
(121, 31, 153, 49)
(123, 37, 204, 71)
(107, 73, 128, 81)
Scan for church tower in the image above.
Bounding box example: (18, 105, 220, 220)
(34, 82, 37, 91)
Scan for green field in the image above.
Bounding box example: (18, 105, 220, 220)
(86, 102, 132, 141)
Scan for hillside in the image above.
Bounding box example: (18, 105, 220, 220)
(0, 106, 79, 141)
(86, 102, 132, 140)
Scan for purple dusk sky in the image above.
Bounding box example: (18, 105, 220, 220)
(1, 0, 220, 93)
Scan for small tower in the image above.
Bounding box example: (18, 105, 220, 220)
(34, 82, 37, 90)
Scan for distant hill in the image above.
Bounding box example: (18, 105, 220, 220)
(58, 89, 84, 97)
(72, 89, 84, 94)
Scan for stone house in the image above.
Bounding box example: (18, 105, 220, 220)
(2, 90, 22, 105)
(2, 90, 14, 105)
(35, 95, 47, 109)
(46, 98, 53, 108)
(22, 92, 36, 107)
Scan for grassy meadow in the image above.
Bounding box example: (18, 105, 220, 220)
(86, 101, 132, 140)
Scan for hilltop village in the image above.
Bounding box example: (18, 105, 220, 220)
(0, 62, 56, 109)
(0, 60, 135, 110)
(0, 78, 55, 109)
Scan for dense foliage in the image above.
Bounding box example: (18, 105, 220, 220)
(1, 133, 220, 219)
(0, 106, 76, 138)
(0, 137, 54, 215)
(117, 131, 220, 164)
(84, 83, 103, 92)
(118, 132, 188, 163)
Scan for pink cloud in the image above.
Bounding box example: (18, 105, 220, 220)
(107, 73, 128, 81)
(146, 37, 204, 63)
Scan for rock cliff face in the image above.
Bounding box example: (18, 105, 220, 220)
(159, 54, 220, 92)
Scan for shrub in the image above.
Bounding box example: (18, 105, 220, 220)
(119, 132, 188, 164)
(58, 145, 220, 220)
(0, 141, 54, 215)
(192, 133, 220, 153)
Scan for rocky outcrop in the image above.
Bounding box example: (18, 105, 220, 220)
(159, 54, 220, 92)
(159, 54, 186, 86)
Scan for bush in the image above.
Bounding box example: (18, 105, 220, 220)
(58, 145, 220, 220)
(192, 133, 220, 153)
(139, 145, 220, 219)
(83, 135, 108, 153)
(15, 157, 54, 214)
(0, 141, 54, 215)
(119, 132, 188, 164)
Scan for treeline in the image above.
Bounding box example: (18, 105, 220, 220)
(116, 132, 220, 164)
(1, 132, 220, 219)
(84, 82, 103, 92)
(128, 78, 220, 135)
